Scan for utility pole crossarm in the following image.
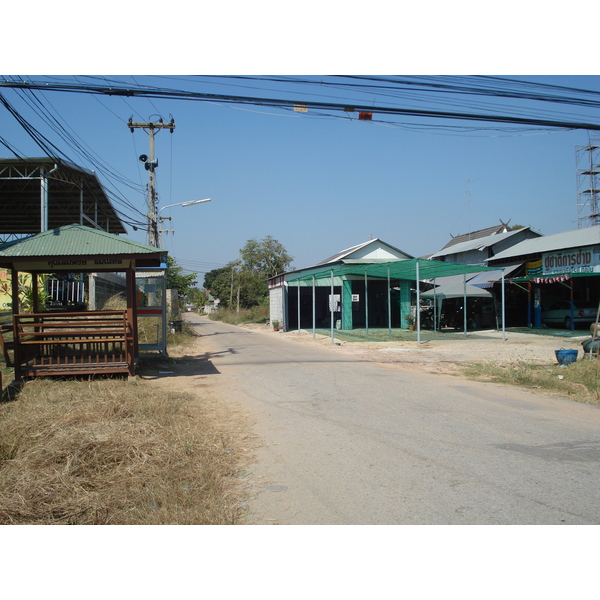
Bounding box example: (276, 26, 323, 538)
(128, 120, 176, 132)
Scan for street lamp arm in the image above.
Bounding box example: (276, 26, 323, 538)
(158, 198, 212, 215)
(156, 198, 212, 247)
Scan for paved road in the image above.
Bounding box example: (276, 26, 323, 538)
(186, 314, 600, 525)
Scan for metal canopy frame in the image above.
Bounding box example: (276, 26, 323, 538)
(286, 258, 498, 283)
(286, 258, 506, 343)
(0, 158, 126, 240)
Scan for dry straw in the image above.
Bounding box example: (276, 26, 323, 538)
(0, 378, 252, 525)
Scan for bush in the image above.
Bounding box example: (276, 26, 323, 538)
(209, 305, 269, 326)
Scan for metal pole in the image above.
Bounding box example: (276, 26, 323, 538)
(40, 166, 48, 232)
(312, 275, 316, 340)
(416, 260, 421, 344)
(463, 273, 467, 338)
(297, 283, 300, 333)
(433, 277, 437, 332)
(330, 270, 335, 345)
(80, 182, 84, 225)
(364, 271, 369, 336)
(387, 266, 392, 339)
(501, 270, 506, 341)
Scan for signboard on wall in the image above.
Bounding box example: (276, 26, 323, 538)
(328, 294, 340, 312)
(18, 258, 132, 272)
(542, 246, 600, 275)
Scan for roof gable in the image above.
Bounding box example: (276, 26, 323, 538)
(431, 227, 541, 259)
(441, 222, 511, 250)
(316, 238, 413, 266)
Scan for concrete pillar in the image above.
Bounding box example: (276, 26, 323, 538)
(400, 279, 411, 329)
(342, 279, 353, 330)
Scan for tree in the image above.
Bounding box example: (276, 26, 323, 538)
(204, 237, 293, 309)
(239, 235, 293, 278)
(235, 236, 293, 308)
(165, 255, 197, 300)
(204, 264, 236, 308)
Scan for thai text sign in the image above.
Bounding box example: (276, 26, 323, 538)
(543, 246, 600, 275)
(18, 258, 132, 271)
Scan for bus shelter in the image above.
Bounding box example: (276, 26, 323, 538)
(0, 225, 165, 380)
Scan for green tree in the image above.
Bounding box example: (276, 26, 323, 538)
(236, 236, 293, 308)
(204, 264, 236, 308)
(203, 237, 292, 309)
(165, 256, 197, 300)
(239, 235, 293, 278)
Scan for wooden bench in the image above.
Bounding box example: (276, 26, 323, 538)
(12, 311, 134, 379)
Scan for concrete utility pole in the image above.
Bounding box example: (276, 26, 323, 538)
(128, 117, 175, 247)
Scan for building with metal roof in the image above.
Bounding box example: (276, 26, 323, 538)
(488, 225, 600, 264)
(439, 221, 512, 250)
(487, 225, 600, 329)
(269, 238, 501, 339)
(430, 225, 542, 264)
(0, 157, 126, 241)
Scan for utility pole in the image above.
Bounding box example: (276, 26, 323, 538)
(128, 117, 175, 246)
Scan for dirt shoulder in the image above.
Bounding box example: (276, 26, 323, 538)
(236, 323, 590, 376)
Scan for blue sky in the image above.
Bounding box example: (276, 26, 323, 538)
(3, 5, 597, 580)
(3, 73, 600, 283)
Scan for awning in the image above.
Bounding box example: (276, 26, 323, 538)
(421, 280, 492, 300)
(467, 263, 523, 288)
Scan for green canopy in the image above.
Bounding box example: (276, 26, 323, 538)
(285, 258, 499, 282)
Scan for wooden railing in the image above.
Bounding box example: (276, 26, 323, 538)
(12, 311, 134, 379)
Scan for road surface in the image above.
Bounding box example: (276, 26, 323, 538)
(185, 314, 600, 525)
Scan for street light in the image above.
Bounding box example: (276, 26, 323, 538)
(156, 198, 212, 247)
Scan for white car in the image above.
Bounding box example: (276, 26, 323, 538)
(542, 300, 598, 329)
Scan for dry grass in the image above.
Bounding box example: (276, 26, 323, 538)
(462, 357, 600, 405)
(0, 378, 251, 524)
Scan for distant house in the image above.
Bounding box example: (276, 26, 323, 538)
(268, 238, 413, 331)
(424, 222, 544, 329)
(430, 222, 543, 265)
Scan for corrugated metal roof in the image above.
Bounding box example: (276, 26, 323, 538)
(440, 223, 510, 250)
(489, 225, 600, 262)
(0, 158, 126, 235)
(431, 227, 537, 258)
(0, 224, 160, 259)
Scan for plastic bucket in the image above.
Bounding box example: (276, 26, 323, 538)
(555, 348, 578, 365)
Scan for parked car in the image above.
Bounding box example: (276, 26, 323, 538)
(542, 300, 598, 329)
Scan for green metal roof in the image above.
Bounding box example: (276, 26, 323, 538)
(286, 258, 499, 282)
(0, 224, 164, 269)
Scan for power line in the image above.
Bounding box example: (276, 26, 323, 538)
(3, 77, 600, 131)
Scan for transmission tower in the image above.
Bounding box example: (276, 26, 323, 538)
(576, 140, 600, 228)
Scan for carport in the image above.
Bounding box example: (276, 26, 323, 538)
(286, 258, 505, 343)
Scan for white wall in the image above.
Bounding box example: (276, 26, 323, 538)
(269, 286, 285, 328)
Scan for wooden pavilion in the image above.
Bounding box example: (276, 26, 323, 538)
(0, 225, 165, 380)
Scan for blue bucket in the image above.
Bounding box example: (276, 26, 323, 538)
(555, 348, 578, 365)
